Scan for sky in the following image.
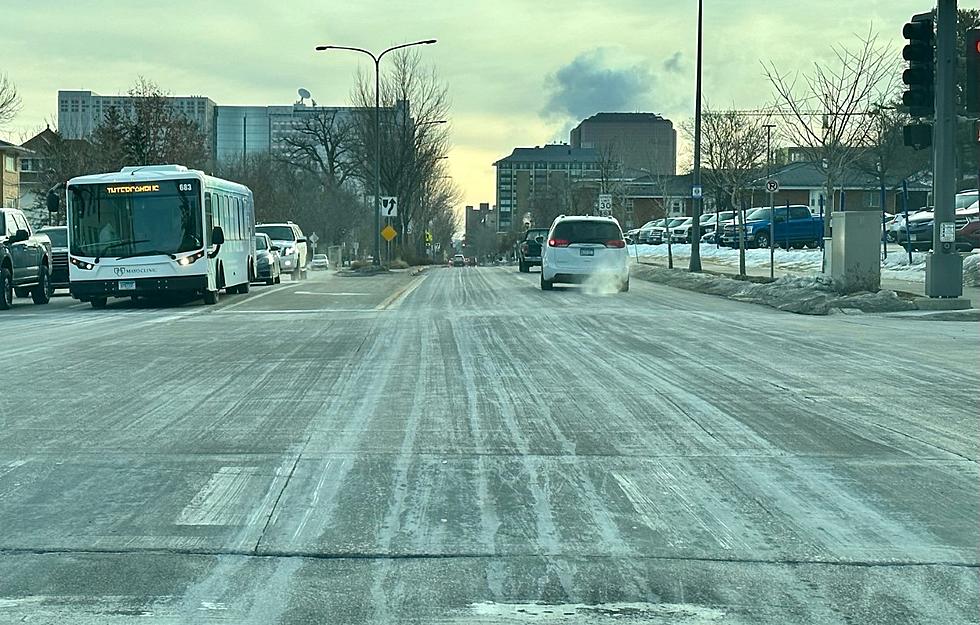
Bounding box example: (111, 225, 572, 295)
(2, 0, 929, 211)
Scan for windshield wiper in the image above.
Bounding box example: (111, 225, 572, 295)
(115, 250, 177, 260)
(94, 239, 150, 263)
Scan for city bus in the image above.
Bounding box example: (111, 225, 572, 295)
(50, 165, 254, 307)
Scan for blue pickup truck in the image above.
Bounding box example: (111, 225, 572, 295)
(720, 205, 824, 249)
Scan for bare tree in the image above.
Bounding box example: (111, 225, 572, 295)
(351, 50, 452, 255)
(0, 74, 20, 129)
(122, 78, 210, 169)
(853, 99, 931, 210)
(278, 108, 358, 188)
(764, 29, 898, 235)
(683, 105, 770, 274)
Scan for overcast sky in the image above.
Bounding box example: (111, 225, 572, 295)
(4, 0, 926, 209)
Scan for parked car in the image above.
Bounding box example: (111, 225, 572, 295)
(540, 215, 629, 292)
(311, 253, 330, 270)
(900, 202, 980, 251)
(256, 222, 309, 279)
(652, 217, 688, 244)
(518, 227, 549, 272)
(720, 205, 823, 249)
(624, 228, 639, 245)
(36, 225, 68, 289)
(450, 253, 466, 267)
(635, 220, 660, 244)
(669, 217, 696, 243)
(0, 208, 55, 309)
(252, 233, 281, 285)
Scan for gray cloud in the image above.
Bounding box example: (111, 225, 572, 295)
(541, 49, 654, 121)
(540, 48, 691, 126)
(663, 51, 685, 74)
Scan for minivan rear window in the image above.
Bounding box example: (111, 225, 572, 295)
(551, 220, 622, 244)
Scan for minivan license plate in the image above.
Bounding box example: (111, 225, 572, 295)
(119, 280, 136, 291)
(580, 248, 594, 256)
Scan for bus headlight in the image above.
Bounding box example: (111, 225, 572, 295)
(70, 257, 95, 270)
(176, 250, 206, 266)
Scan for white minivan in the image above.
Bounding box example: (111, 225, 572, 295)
(540, 215, 629, 292)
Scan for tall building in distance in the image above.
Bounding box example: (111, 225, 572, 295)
(493, 145, 600, 232)
(58, 90, 217, 142)
(57, 90, 406, 166)
(570, 112, 676, 176)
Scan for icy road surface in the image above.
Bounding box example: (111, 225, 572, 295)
(0, 267, 976, 624)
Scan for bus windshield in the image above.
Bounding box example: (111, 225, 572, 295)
(68, 180, 202, 258)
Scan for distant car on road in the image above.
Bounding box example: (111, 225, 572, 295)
(540, 215, 629, 292)
(519, 228, 548, 272)
(311, 254, 329, 270)
(252, 233, 281, 285)
(36, 225, 69, 290)
(450, 254, 466, 267)
(256, 222, 308, 280)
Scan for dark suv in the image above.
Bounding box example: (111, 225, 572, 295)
(518, 228, 549, 273)
(37, 226, 68, 289)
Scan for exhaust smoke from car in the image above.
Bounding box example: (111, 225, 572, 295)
(581, 271, 623, 296)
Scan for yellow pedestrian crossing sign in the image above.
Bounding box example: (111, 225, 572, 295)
(381, 225, 398, 242)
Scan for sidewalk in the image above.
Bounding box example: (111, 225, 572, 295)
(632, 245, 980, 304)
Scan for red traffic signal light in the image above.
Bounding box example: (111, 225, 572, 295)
(967, 28, 980, 116)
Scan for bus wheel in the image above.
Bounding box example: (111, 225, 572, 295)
(203, 290, 219, 305)
(90, 297, 108, 309)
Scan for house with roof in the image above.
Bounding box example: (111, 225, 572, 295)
(0, 138, 32, 211)
(746, 161, 931, 214)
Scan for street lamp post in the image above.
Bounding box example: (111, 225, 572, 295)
(315, 39, 437, 266)
(689, 0, 704, 272)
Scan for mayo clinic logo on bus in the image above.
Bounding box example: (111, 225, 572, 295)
(113, 266, 158, 277)
(106, 184, 160, 194)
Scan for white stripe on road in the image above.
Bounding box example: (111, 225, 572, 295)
(375, 274, 428, 310)
(217, 282, 295, 311)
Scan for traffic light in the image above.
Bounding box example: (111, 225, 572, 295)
(967, 28, 980, 116)
(902, 17, 934, 118)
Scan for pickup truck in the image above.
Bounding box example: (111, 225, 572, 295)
(720, 205, 823, 249)
(518, 228, 549, 272)
(0, 208, 55, 309)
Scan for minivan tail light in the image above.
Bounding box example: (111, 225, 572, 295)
(605, 240, 626, 248)
(549, 238, 570, 247)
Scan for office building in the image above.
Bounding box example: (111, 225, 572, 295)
(570, 112, 676, 176)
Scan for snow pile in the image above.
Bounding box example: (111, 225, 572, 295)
(880, 251, 928, 282)
(631, 265, 917, 315)
(963, 253, 980, 287)
(630, 243, 823, 272)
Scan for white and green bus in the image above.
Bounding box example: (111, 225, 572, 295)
(53, 165, 255, 307)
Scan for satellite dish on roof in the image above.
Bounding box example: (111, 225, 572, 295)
(298, 88, 312, 100)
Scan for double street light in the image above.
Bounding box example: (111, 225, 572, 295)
(315, 39, 437, 265)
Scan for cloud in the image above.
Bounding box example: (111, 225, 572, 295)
(663, 51, 685, 74)
(541, 49, 654, 121)
(540, 48, 692, 127)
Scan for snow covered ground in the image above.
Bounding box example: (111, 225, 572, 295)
(628, 243, 980, 284)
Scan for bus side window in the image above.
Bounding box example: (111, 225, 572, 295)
(205, 193, 213, 246)
(237, 197, 243, 240)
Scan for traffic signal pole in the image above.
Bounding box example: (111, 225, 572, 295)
(924, 0, 961, 297)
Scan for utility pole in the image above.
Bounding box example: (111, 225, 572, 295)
(689, 0, 704, 272)
(925, 0, 961, 297)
